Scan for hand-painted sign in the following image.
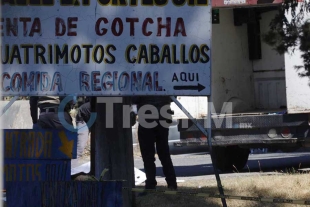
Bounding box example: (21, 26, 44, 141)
(4, 160, 70, 183)
(1, 0, 211, 96)
(3, 129, 76, 191)
(6, 181, 123, 207)
(4, 129, 77, 159)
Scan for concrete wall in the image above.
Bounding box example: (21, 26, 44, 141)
(0, 100, 33, 129)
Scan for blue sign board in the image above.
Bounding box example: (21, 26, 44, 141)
(3, 159, 71, 189)
(6, 181, 123, 207)
(3, 129, 76, 190)
(4, 129, 77, 159)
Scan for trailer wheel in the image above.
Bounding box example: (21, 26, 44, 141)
(212, 146, 250, 172)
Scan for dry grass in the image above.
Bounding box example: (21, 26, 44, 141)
(136, 172, 310, 207)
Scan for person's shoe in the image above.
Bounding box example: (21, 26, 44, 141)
(167, 184, 177, 191)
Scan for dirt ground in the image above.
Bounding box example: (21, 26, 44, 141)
(135, 173, 310, 207)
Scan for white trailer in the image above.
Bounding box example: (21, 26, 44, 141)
(176, 5, 310, 171)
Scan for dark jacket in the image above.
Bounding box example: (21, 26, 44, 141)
(76, 102, 91, 123)
(131, 96, 172, 110)
(29, 96, 69, 124)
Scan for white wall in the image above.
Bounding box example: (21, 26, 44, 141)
(285, 6, 310, 113)
(212, 9, 255, 113)
(253, 10, 286, 109)
(0, 101, 33, 129)
(252, 11, 285, 72)
(171, 96, 208, 119)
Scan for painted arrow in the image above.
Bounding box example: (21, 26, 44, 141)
(173, 83, 206, 92)
(58, 130, 74, 159)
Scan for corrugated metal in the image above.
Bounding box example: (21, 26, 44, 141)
(254, 77, 286, 109)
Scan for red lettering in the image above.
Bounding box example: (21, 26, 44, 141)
(95, 18, 108, 36)
(142, 18, 153, 36)
(19, 18, 31, 37)
(174, 18, 186, 36)
(6, 18, 18, 36)
(126, 18, 139, 36)
(29, 18, 41, 36)
(55, 17, 66, 36)
(67, 17, 78, 36)
(157, 17, 171, 37)
(92, 72, 101, 91)
(111, 18, 123, 36)
(51, 72, 62, 91)
(55, 17, 77, 36)
(11, 73, 22, 92)
(80, 72, 90, 91)
(1, 73, 10, 92)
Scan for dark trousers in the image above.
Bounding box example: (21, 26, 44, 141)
(138, 120, 177, 189)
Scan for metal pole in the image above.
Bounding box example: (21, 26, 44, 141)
(170, 96, 227, 207)
(1, 96, 19, 117)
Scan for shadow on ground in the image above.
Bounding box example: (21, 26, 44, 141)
(134, 185, 307, 207)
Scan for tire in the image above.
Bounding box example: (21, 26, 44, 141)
(212, 146, 250, 172)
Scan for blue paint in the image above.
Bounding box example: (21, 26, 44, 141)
(233, 123, 239, 128)
(11, 73, 22, 92)
(22, 71, 35, 91)
(113, 71, 118, 91)
(91, 71, 101, 91)
(51, 72, 63, 92)
(3, 129, 77, 159)
(80, 71, 90, 91)
(40, 71, 50, 91)
(142, 71, 152, 91)
(102, 71, 113, 91)
(118, 72, 129, 91)
(2, 72, 11, 91)
(6, 181, 123, 207)
(35, 71, 40, 91)
(3, 159, 71, 189)
(131, 71, 142, 91)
